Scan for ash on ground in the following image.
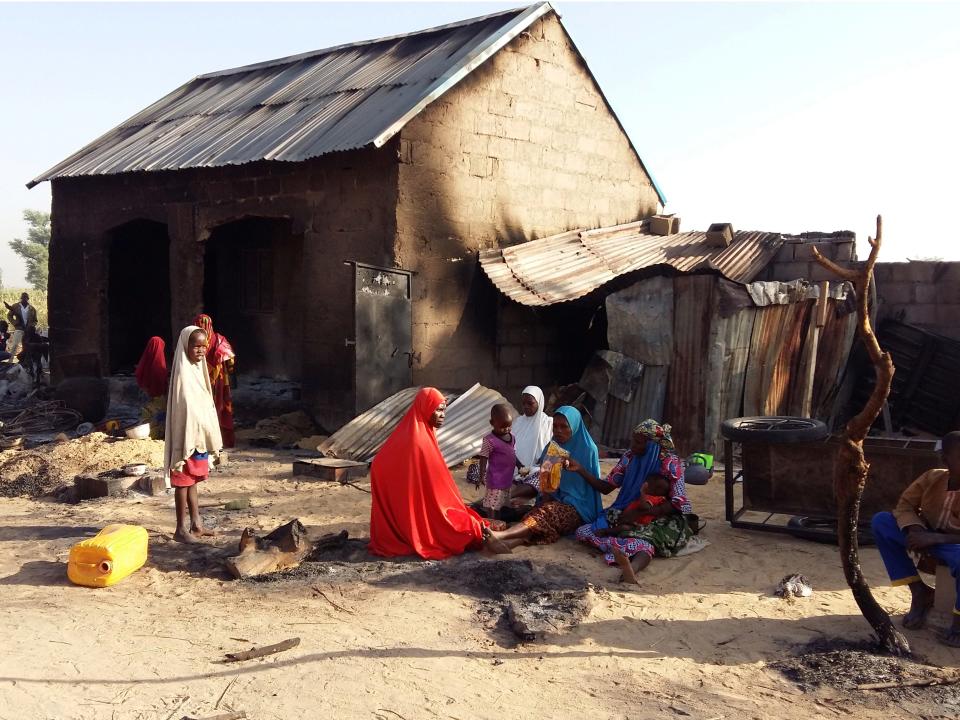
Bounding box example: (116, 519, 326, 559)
(252, 538, 594, 643)
(774, 637, 960, 715)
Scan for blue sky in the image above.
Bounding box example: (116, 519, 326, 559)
(2, 1, 959, 286)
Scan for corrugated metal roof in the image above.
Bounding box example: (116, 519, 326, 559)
(28, 3, 552, 187)
(479, 221, 784, 306)
(318, 383, 512, 467)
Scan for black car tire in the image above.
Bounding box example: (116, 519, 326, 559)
(720, 416, 829, 443)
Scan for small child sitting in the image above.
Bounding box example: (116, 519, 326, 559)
(477, 403, 518, 520)
(622, 473, 671, 527)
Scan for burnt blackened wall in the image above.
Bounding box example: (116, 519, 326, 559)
(395, 11, 660, 401)
(49, 146, 399, 429)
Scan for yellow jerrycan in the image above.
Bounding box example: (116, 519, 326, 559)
(67, 524, 149, 588)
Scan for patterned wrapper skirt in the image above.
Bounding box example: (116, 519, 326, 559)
(521, 501, 583, 544)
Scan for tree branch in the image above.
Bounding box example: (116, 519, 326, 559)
(810, 214, 909, 655)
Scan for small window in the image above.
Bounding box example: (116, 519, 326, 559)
(241, 248, 274, 313)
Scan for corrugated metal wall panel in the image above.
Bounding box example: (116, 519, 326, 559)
(812, 302, 858, 419)
(664, 275, 715, 455)
(605, 275, 674, 366)
(705, 306, 757, 455)
(602, 365, 669, 449)
(743, 303, 812, 416)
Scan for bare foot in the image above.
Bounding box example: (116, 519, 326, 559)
(482, 530, 513, 555)
(903, 583, 935, 629)
(174, 528, 200, 544)
(190, 526, 216, 538)
(613, 548, 640, 585)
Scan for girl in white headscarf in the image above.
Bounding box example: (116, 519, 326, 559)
(165, 325, 223, 544)
(511, 386, 553, 484)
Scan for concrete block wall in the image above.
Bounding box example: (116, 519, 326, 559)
(50, 148, 399, 429)
(764, 231, 858, 282)
(396, 11, 660, 392)
(496, 300, 559, 399)
(874, 262, 960, 341)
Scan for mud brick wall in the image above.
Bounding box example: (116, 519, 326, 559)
(873, 262, 960, 341)
(49, 148, 398, 429)
(395, 11, 660, 392)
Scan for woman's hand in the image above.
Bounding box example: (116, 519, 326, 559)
(564, 458, 582, 474)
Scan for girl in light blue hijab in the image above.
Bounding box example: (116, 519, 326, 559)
(488, 406, 605, 548)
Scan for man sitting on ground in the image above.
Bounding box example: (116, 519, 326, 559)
(871, 431, 960, 647)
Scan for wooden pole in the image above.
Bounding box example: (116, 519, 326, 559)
(799, 281, 830, 418)
(812, 215, 910, 656)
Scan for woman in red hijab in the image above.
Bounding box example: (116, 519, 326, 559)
(369, 387, 511, 559)
(135, 336, 168, 439)
(192, 314, 236, 448)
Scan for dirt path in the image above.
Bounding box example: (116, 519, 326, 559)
(0, 445, 957, 719)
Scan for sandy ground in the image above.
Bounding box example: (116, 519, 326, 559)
(0, 444, 958, 720)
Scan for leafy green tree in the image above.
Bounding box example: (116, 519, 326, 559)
(9, 209, 50, 291)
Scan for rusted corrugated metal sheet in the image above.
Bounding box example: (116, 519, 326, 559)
(29, 4, 553, 187)
(811, 302, 857, 419)
(664, 275, 715, 455)
(605, 276, 673, 365)
(480, 223, 784, 306)
(742, 303, 812, 417)
(318, 383, 510, 466)
(705, 306, 757, 455)
(602, 365, 669, 449)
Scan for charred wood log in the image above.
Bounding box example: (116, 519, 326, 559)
(225, 520, 310, 580)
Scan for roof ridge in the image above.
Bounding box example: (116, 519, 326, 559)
(196, 3, 547, 81)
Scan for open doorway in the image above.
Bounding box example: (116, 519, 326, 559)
(203, 217, 304, 381)
(107, 219, 171, 373)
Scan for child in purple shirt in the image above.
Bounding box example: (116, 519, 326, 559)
(477, 404, 518, 520)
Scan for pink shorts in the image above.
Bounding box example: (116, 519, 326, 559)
(170, 455, 209, 488)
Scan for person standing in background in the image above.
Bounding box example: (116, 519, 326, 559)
(4, 293, 38, 359)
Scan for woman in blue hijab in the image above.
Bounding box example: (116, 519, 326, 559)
(488, 406, 605, 548)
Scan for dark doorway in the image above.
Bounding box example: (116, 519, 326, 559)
(203, 217, 304, 380)
(108, 220, 171, 373)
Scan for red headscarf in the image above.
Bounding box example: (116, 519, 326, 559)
(192, 313, 234, 364)
(368, 387, 485, 559)
(135, 336, 168, 398)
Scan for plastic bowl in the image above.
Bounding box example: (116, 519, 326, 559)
(122, 463, 148, 477)
(124, 423, 151, 440)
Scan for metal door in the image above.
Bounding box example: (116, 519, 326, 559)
(353, 263, 414, 414)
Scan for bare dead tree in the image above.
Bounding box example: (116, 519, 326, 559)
(811, 215, 910, 655)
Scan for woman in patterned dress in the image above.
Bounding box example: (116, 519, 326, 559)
(487, 406, 604, 548)
(575, 420, 692, 584)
